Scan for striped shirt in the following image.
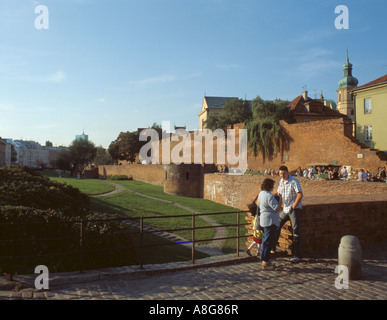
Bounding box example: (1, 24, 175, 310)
(277, 175, 303, 213)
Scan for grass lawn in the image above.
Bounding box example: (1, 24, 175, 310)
(109, 180, 249, 253)
(49, 177, 116, 195)
(90, 191, 214, 242)
(45, 173, 248, 263)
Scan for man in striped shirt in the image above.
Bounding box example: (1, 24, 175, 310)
(273, 166, 303, 263)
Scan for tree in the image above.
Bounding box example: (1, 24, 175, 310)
(94, 146, 114, 165)
(108, 123, 164, 164)
(108, 131, 141, 164)
(55, 149, 72, 171)
(245, 96, 294, 160)
(55, 140, 97, 173)
(204, 98, 253, 131)
(69, 139, 97, 169)
(45, 141, 53, 147)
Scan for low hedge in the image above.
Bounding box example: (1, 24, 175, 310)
(0, 206, 135, 275)
(107, 174, 133, 180)
(0, 166, 89, 216)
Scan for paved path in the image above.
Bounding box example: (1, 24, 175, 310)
(1, 241, 386, 301)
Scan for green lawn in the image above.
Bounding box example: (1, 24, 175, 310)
(46, 174, 248, 262)
(108, 180, 249, 253)
(49, 177, 116, 195)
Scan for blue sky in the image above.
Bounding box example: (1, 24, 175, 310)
(0, 0, 386, 148)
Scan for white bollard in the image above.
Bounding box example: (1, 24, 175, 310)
(338, 235, 362, 280)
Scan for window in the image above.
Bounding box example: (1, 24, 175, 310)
(364, 125, 372, 142)
(364, 98, 372, 114)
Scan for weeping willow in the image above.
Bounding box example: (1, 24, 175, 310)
(246, 116, 283, 160)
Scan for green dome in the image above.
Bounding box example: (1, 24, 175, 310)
(338, 52, 358, 89)
(338, 75, 358, 89)
(325, 99, 337, 110)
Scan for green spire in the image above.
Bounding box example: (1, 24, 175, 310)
(338, 51, 358, 89)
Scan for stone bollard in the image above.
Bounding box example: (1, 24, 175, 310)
(338, 235, 362, 280)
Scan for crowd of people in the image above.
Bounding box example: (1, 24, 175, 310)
(290, 165, 387, 183)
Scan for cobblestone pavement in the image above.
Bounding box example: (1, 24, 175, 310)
(1, 241, 386, 301)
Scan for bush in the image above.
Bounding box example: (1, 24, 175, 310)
(107, 174, 132, 180)
(0, 206, 135, 274)
(0, 166, 90, 216)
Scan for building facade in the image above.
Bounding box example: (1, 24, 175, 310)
(336, 52, 359, 119)
(0, 139, 63, 168)
(351, 74, 387, 152)
(198, 96, 239, 130)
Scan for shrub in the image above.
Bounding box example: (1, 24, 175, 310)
(0, 166, 90, 216)
(107, 174, 132, 180)
(0, 206, 134, 274)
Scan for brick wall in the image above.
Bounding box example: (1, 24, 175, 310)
(204, 173, 387, 253)
(246, 119, 387, 173)
(245, 198, 387, 254)
(98, 164, 165, 186)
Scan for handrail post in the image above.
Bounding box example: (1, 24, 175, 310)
(79, 218, 84, 274)
(140, 216, 144, 269)
(192, 213, 195, 264)
(237, 211, 240, 257)
(10, 221, 14, 281)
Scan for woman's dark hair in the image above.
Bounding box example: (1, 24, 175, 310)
(261, 178, 275, 191)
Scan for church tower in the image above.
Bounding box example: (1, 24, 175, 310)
(336, 51, 358, 119)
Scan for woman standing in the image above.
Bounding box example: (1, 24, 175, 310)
(258, 178, 281, 270)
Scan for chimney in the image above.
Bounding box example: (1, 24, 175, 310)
(302, 91, 308, 100)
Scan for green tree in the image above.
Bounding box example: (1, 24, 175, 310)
(245, 96, 294, 160)
(55, 149, 72, 171)
(94, 146, 114, 165)
(69, 139, 97, 169)
(109, 131, 141, 164)
(55, 140, 97, 173)
(204, 98, 252, 130)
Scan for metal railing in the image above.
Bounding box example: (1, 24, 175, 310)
(0, 210, 250, 280)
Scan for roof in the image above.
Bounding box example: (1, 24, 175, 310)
(204, 96, 239, 109)
(203, 96, 253, 109)
(352, 74, 387, 91)
(288, 95, 342, 117)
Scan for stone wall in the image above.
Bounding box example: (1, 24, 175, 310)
(98, 164, 165, 186)
(246, 119, 387, 173)
(203, 173, 387, 253)
(203, 174, 387, 210)
(245, 196, 387, 254)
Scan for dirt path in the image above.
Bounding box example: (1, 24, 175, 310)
(93, 182, 227, 256)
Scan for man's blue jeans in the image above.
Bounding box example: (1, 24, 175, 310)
(274, 208, 303, 258)
(260, 224, 278, 262)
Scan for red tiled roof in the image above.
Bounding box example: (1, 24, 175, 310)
(353, 74, 387, 91)
(288, 95, 343, 117)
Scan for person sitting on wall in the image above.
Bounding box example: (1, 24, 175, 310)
(340, 166, 348, 179)
(362, 169, 370, 182)
(332, 169, 339, 180)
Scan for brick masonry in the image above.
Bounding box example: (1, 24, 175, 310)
(98, 164, 165, 186)
(203, 173, 387, 253)
(245, 119, 387, 173)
